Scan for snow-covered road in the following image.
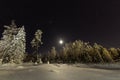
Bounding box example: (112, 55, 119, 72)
(0, 64, 120, 80)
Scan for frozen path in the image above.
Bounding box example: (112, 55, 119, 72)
(0, 64, 120, 80)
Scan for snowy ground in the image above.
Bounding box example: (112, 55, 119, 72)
(0, 63, 120, 80)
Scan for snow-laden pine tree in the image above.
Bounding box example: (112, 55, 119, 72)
(49, 47, 56, 62)
(0, 21, 26, 64)
(31, 29, 43, 63)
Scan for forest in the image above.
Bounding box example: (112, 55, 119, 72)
(0, 21, 120, 64)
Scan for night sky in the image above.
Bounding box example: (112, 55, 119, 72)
(0, 0, 120, 52)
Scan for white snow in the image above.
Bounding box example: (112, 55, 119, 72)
(0, 63, 120, 80)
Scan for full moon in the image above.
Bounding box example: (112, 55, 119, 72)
(59, 40, 63, 44)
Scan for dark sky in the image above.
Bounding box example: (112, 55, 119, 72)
(0, 0, 120, 52)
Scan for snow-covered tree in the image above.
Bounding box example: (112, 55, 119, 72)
(49, 47, 57, 61)
(31, 29, 43, 63)
(0, 21, 26, 64)
(109, 48, 119, 60)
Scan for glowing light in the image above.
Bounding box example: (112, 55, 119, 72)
(59, 40, 63, 44)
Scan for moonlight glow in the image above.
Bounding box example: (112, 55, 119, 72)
(59, 40, 63, 44)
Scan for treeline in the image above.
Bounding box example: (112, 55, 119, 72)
(25, 40, 120, 63)
(0, 21, 120, 64)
